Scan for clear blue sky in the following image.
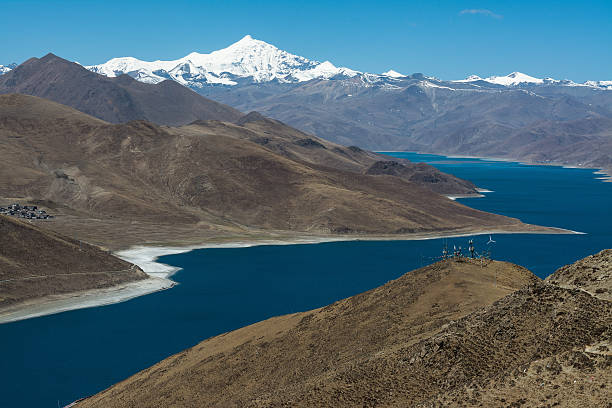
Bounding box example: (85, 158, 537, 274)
(1, 0, 610, 81)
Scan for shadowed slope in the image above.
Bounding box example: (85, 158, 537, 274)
(0, 215, 145, 309)
(0, 54, 242, 125)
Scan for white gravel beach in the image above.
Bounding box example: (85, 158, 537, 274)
(0, 228, 582, 325)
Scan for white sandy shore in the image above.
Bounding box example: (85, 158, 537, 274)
(0, 277, 174, 324)
(446, 193, 485, 200)
(1, 227, 584, 325)
(446, 188, 493, 200)
(0, 238, 345, 324)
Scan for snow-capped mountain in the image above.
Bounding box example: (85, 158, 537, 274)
(584, 80, 612, 90)
(382, 70, 406, 78)
(87, 35, 359, 87)
(484, 71, 544, 86)
(454, 72, 545, 85)
(0, 63, 17, 75)
(453, 71, 611, 89)
(2, 35, 600, 92)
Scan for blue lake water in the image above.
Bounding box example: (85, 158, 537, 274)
(1, 153, 611, 407)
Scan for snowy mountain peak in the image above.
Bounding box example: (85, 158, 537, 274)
(87, 35, 359, 86)
(0, 63, 17, 75)
(485, 72, 544, 86)
(454, 72, 546, 86)
(43, 36, 612, 91)
(382, 70, 406, 78)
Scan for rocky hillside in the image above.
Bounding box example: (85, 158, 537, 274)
(76, 252, 611, 407)
(180, 115, 478, 195)
(546, 249, 612, 300)
(0, 215, 145, 309)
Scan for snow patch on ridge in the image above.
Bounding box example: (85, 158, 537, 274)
(382, 69, 406, 78)
(0, 63, 16, 75)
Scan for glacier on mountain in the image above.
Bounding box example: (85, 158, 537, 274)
(87, 35, 359, 86)
(5, 35, 606, 91)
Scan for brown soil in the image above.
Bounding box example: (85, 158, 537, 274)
(0, 215, 145, 309)
(76, 253, 611, 408)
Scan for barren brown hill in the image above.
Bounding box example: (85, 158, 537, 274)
(0, 53, 242, 125)
(0, 94, 545, 250)
(185, 115, 478, 195)
(0, 214, 145, 309)
(76, 254, 611, 408)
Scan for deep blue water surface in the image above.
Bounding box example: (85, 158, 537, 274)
(1, 153, 611, 407)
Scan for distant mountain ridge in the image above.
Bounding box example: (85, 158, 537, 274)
(65, 35, 612, 89)
(3, 40, 611, 173)
(0, 53, 242, 125)
(73, 36, 612, 174)
(3, 36, 606, 88)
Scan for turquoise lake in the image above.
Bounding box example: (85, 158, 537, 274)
(1, 153, 611, 407)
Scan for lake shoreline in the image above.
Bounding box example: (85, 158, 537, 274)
(387, 150, 612, 183)
(0, 226, 580, 325)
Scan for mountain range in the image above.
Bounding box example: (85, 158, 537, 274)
(3, 36, 611, 92)
(79, 35, 611, 90)
(11, 35, 606, 172)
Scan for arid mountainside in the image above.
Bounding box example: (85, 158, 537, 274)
(76, 251, 611, 407)
(181, 114, 478, 195)
(0, 54, 242, 125)
(0, 214, 145, 309)
(546, 249, 612, 301)
(0, 94, 545, 249)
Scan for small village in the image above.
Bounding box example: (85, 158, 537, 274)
(0, 203, 54, 220)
